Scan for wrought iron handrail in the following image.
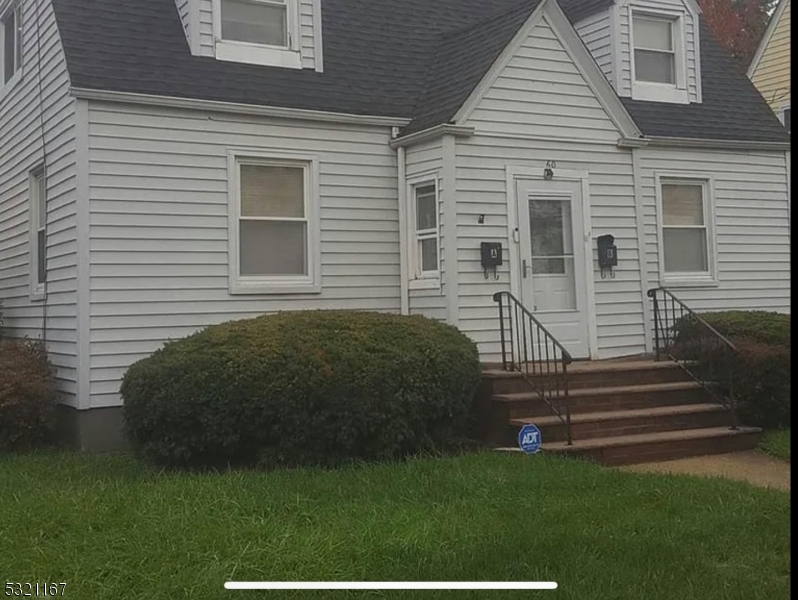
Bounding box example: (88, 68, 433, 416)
(493, 291, 574, 445)
(647, 287, 738, 429)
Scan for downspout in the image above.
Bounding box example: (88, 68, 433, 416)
(631, 146, 653, 353)
(397, 141, 409, 315)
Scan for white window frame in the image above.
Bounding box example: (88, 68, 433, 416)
(407, 172, 441, 290)
(28, 166, 46, 300)
(213, 0, 302, 69)
(0, 0, 22, 96)
(780, 104, 790, 133)
(630, 8, 689, 104)
(655, 173, 718, 288)
(227, 149, 321, 295)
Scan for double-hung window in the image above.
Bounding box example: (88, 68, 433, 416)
(658, 177, 716, 285)
(221, 0, 288, 47)
(633, 15, 675, 85)
(1, 1, 21, 90)
(29, 167, 46, 298)
(631, 10, 687, 103)
(409, 180, 440, 286)
(229, 152, 320, 294)
(215, 0, 301, 68)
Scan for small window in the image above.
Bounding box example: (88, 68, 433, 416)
(229, 153, 320, 294)
(1, 2, 21, 87)
(221, 0, 288, 47)
(411, 181, 440, 280)
(660, 179, 713, 278)
(29, 167, 46, 298)
(633, 15, 675, 85)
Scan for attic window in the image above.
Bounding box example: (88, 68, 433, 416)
(630, 10, 688, 104)
(222, 0, 288, 47)
(633, 15, 675, 85)
(214, 0, 301, 69)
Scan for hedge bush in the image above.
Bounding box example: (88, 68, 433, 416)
(122, 311, 481, 469)
(0, 339, 56, 451)
(674, 311, 790, 430)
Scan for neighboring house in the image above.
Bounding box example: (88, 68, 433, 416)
(0, 0, 790, 450)
(748, 0, 791, 132)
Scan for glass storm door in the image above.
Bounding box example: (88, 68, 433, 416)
(516, 179, 590, 359)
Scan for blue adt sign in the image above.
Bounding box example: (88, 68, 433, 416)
(518, 424, 542, 454)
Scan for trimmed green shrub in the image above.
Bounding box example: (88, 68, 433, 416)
(699, 311, 790, 347)
(122, 311, 481, 469)
(0, 339, 56, 451)
(674, 310, 790, 430)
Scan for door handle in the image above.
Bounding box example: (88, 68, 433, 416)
(522, 259, 531, 279)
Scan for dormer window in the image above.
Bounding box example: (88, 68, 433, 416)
(213, 0, 301, 69)
(630, 9, 689, 104)
(633, 15, 675, 85)
(222, 0, 288, 48)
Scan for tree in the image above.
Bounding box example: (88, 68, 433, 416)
(698, 0, 776, 69)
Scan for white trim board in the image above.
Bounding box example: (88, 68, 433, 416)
(70, 87, 410, 127)
(505, 166, 599, 360)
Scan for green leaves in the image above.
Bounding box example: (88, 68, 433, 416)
(121, 311, 481, 470)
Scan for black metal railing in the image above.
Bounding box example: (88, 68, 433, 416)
(647, 287, 738, 429)
(493, 291, 574, 445)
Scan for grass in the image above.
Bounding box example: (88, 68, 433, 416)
(0, 452, 790, 600)
(761, 429, 791, 461)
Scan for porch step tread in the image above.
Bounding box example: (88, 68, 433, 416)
(541, 426, 762, 452)
(482, 359, 683, 379)
(493, 380, 703, 402)
(509, 403, 727, 428)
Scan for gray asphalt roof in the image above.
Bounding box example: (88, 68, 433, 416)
(49, 0, 788, 143)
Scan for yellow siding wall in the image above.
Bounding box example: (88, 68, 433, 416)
(751, 0, 791, 112)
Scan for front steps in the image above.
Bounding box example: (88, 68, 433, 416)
(478, 358, 761, 466)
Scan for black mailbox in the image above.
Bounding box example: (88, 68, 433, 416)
(481, 242, 502, 280)
(597, 234, 617, 279)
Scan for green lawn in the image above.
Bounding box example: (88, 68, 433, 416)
(761, 429, 791, 461)
(0, 452, 790, 600)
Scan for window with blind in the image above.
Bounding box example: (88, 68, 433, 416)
(633, 15, 675, 85)
(230, 154, 319, 293)
(214, 0, 302, 69)
(660, 178, 714, 280)
(412, 181, 440, 281)
(221, 0, 288, 47)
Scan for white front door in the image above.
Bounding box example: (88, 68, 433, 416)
(516, 178, 591, 359)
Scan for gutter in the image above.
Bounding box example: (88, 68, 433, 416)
(390, 124, 475, 149)
(70, 87, 411, 127)
(638, 135, 791, 152)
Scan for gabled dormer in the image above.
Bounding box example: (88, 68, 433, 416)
(175, 0, 323, 71)
(575, 0, 702, 104)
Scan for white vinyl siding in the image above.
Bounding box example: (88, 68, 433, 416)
(575, 8, 615, 87)
(617, 0, 700, 103)
(404, 138, 446, 321)
(459, 16, 645, 360)
(640, 147, 790, 311)
(0, 0, 79, 406)
(85, 102, 399, 408)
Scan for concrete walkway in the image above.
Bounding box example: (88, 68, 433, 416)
(619, 451, 790, 491)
